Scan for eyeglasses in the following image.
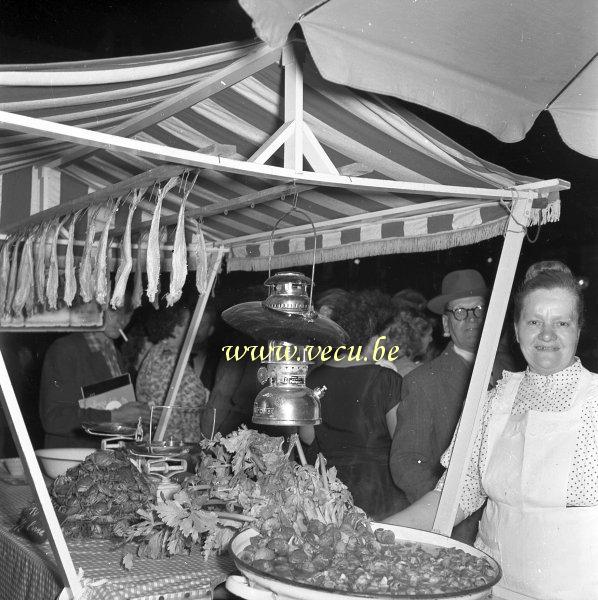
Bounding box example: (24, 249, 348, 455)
(445, 306, 485, 321)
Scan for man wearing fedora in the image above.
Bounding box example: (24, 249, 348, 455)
(389, 268, 513, 543)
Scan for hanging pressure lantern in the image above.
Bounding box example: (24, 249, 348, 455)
(222, 202, 347, 426)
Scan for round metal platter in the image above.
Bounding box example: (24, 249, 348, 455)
(222, 301, 348, 346)
(81, 422, 137, 437)
(228, 523, 501, 600)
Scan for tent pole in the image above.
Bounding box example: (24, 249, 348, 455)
(0, 351, 82, 599)
(432, 195, 533, 535)
(153, 246, 225, 441)
(282, 41, 304, 171)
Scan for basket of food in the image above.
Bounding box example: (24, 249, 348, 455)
(227, 521, 500, 600)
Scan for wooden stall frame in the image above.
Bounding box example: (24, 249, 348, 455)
(0, 37, 570, 597)
(433, 194, 533, 535)
(0, 353, 83, 599)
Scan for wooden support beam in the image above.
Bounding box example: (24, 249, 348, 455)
(513, 178, 570, 192)
(127, 182, 309, 236)
(153, 246, 225, 441)
(248, 122, 295, 164)
(0, 110, 544, 201)
(123, 163, 370, 236)
(45, 44, 283, 169)
(0, 351, 82, 598)
(0, 164, 188, 234)
(282, 42, 304, 171)
(301, 122, 338, 175)
(432, 195, 534, 536)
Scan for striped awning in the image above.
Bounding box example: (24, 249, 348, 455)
(0, 39, 559, 272)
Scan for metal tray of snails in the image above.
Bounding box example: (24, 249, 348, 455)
(227, 522, 500, 600)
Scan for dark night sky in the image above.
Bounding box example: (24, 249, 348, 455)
(1, 0, 597, 354)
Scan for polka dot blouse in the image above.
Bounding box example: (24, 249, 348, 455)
(436, 359, 598, 514)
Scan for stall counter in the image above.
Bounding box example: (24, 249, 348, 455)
(0, 481, 234, 600)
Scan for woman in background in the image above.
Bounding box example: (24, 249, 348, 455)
(302, 290, 408, 520)
(314, 287, 352, 320)
(379, 307, 434, 377)
(136, 302, 207, 442)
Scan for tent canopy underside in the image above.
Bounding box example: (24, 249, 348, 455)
(0, 39, 563, 272)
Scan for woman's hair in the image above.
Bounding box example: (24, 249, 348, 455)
(314, 287, 352, 318)
(385, 307, 434, 361)
(514, 260, 584, 326)
(145, 302, 190, 343)
(332, 289, 395, 347)
(391, 288, 428, 312)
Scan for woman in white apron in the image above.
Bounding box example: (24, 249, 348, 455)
(385, 261, 598, 600)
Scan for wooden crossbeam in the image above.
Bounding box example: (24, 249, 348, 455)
(116, 162, 370, 237)
(0, 110, 547, 201)
(130, 182, 314, 237)
(44, 43, 283, 169)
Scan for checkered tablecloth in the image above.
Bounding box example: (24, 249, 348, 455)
(0, 483, 235, 600)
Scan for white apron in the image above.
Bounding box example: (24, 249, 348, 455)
(475, 368, 598, 600)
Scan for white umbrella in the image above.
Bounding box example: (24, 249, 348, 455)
(240, 0, 598, 158)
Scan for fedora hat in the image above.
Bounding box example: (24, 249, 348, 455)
(427, 269, 488, 315)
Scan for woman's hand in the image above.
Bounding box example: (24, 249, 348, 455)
(299, 425, 315, 445)
(383, 490, 467, 532)
(383, 490, 442, 530)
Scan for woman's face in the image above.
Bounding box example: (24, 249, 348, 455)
(170, 309, 191, 347)
(103, 307, 133, 339)
(420, 329, 434, 354)
(515, 287, 580, 376)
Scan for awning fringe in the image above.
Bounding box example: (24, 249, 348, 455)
(227, 218, 509, 272)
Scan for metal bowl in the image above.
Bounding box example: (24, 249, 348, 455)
(81, 422, 138, 437)
(227, 523, 501, 600)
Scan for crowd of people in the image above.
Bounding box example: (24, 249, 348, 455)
(34, 264, 505, 536)
(1, 258, 594, 598)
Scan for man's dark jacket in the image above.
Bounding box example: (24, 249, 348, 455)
(39, 333, 117, 448)
(390, 343, 474, 501)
